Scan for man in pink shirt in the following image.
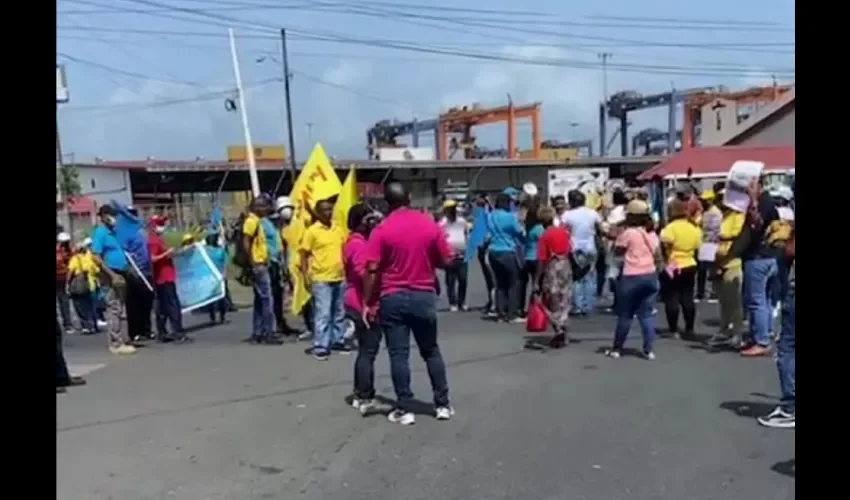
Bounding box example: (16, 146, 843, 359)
(363, 183, 454, 426)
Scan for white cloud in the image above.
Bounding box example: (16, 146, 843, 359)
(58, 44, 790, 161)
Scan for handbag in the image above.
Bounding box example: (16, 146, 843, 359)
(526, 298, 549, 333)
(68, 273, 89, 297)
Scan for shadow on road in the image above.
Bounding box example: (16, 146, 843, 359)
(719, 401, 776, 418)
(771, 458, 795, 478)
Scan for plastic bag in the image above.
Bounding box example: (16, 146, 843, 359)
(526, 299, 549, 333)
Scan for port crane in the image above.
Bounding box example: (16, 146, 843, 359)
(437, 102, 541, 160)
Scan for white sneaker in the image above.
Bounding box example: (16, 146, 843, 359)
(605, 349, 621, 359)
(435, 406, 455, 420)
(388, 409, 415, 426)
(757, 407, 795, 429)
(96, 320, 108, 328)
(643, 351, 656, 361)
(297, 331, 313, 342)
(109, 344, 137, 355)
(351, 398, 378, 416)
(449, 306, 459, 312)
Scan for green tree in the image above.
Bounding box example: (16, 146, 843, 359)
(57, 164, 82, 237)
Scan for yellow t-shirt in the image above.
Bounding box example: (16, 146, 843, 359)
(68, 251, 100, 291)
(660, 219, 702, 269)
(299, 222, 345, 283)
(242, 213, 269, 265)
(718, 212, 746, 271)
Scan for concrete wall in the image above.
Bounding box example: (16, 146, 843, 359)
(76, 166, 134, 207)
(731, 107, 795, 147)
(698, 97, 739, 147)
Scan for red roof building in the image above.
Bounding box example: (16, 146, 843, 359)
(637, 145, 794, 180)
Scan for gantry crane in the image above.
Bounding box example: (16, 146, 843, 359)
(366, 118, 440, 159)
(437, 102, 541, 160)
(681, 84, 793, 149)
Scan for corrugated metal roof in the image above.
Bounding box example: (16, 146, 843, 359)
(637, 145, 794, 180)
(71, 155, 665, 173)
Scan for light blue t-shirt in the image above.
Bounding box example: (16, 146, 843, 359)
(261, 218, 281, 262)
(487, 210, 524, 252)
(525, 224, 544, 261)
(561, 207, 600, 254)
(91, 224, 129, 272)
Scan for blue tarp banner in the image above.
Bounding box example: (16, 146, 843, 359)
(173, 243, 226, 314)
(464, 206, 489, 263)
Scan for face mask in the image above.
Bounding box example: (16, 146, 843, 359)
(154, 225, 167, 234)
(105, 215, 117, 226)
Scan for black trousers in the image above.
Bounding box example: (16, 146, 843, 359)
(489, 251, 521, 320)
(477, 247, 495, 293)
(269, 261, 293, 332)
(696, 261, 714, 299)
(56, 319, 71, 385)
(443, 257, 468, 307)
(351, 308, 382, 400)
(517, 260, 538, 314)
(155, 281, 184, 336)
(660, 266, 697, 333)
(125, 273, 154, 338)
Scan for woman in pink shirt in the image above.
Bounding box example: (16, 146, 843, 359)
(342, 203, 383, 415)
(605, 200, 661, 360)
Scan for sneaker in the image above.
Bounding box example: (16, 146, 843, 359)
(449, 305, 459, 312)
(511, 317, 526, 324)
(643, 351, 656, 361)
(331, 342, 352, 354)
(388, 409, 415, 426)
(297, 331, 313, 342)
(96, 320, 108, 328)
(706, 298, 719, 304)
(109, 344, 137, 355)
(741, 344, 770, 357)
(352, 398, 378, 416)
(757, 407, 795, 429)
(435, 406, 455, 420)
(312, 349, 329, 361)
(604, 349, 621, 359)
(460, 305, 470, 312)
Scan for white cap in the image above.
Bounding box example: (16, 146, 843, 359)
(275, 196, 293, 211)
(57, 232, 71, 243)
(522, 182, 538, 197)
(771, 185, 794, 201)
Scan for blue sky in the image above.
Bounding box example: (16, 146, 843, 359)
(56, 0, 795, 161)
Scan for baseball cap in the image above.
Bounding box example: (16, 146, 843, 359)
(57, 232, 71, 243)
(625, 199, 650, 215)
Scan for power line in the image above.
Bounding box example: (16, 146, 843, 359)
(59, 34, 787, 70)
(54, 26, 795, 77)
(60, 0, 794, 32)
(57, 52, 210, 88)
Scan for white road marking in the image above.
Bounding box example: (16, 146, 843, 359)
(68, 363, 107, 377)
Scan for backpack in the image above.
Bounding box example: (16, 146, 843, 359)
(231, 216, 257, 270)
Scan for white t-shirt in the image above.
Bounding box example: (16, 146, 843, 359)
(440, 217, 468, 251)
(777, 206, 795, 221)
(561, 207, 601, 254)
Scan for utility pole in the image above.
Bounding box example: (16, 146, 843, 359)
(280, 29, 297, 179)
(597, 52, 612, 156)
(228, 28, 260, 197)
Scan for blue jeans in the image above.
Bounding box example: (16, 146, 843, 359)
(776, 284, 795, 413)
(311, 281, 346, 354)
(379, 290, 450, 412)
(613, 273, 659, 353)
(72, 292, 96, 331)
(251, 265, 274, 339)
(155, 281, 184, 337)
(572, 266, 598, 314)
(743, 258, 777, 347)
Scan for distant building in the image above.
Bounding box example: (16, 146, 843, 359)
(73, 163, 135, 208)
(700, 88, 795, 148)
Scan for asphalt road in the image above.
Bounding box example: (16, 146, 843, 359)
(58, 266, 795, 500)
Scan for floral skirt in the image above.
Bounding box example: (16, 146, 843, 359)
(542, 256, 573, 332)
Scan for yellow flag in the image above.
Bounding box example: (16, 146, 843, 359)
(333, 169, 359, 237)
(284, 143, 342, 314)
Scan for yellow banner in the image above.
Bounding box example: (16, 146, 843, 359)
(284, 143, 342, 314)
(227, 145, 287, 163)
(333, 169, 359, 238)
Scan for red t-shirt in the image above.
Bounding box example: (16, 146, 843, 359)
(536, 226, 572, 263)
(364, 208, 452, 298)
(147, 233, 176, 285)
